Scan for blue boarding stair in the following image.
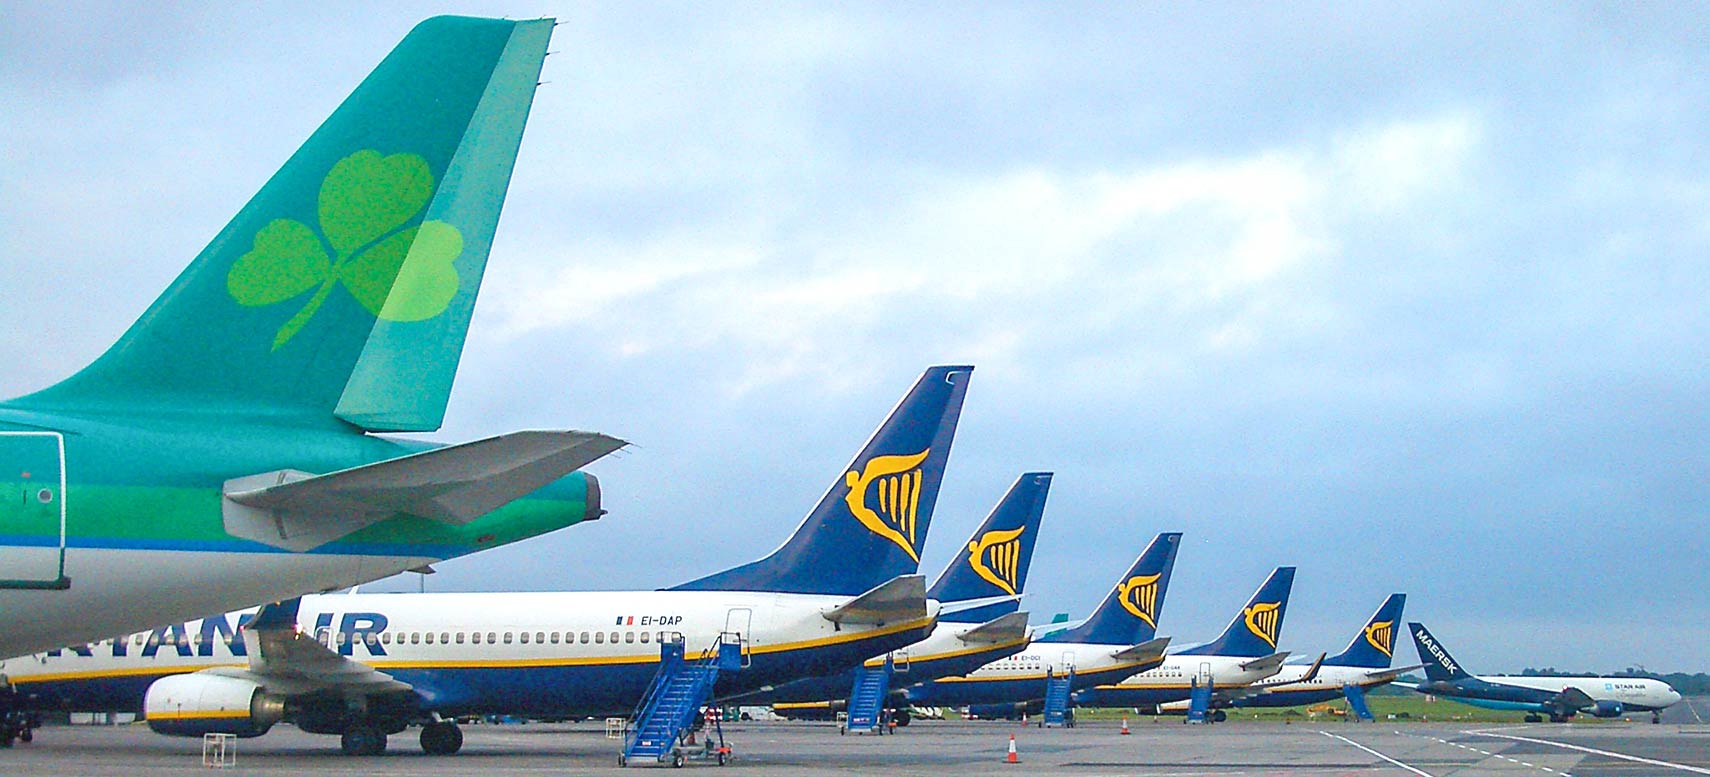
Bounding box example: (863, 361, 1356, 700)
(1342, 683, 1375, 722)
(621, 634, 743, 767)
(1185, 676, 1214, 724)
(842, 656, 895, 735)
(1041, 667, 1076, 728)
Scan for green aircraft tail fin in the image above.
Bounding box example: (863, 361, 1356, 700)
(20, 16, 552, 431)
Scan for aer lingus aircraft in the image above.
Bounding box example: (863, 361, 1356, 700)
(0, 16, 621, 663)
(0, 367, 971, 755)
(1407, 622, 1680, 723)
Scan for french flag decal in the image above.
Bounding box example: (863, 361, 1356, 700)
(614, 616, 634, 626)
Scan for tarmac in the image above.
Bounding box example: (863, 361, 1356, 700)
(5, 701, 1708, 775)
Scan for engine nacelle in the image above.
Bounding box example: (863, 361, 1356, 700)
(144, 674, 285, 738)
(1591, 700, 1624, 718)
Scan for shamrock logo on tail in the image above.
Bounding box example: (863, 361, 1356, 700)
(226, 150, 464, 349)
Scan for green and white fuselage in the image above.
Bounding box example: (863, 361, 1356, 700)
(0, 16, 620, 659)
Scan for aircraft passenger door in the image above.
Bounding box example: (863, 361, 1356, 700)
(892, 649, 911, 673)
(0, 432, 69, 590)
(1198, 662, 1213, 685)
(724, 608, 752, 668)
(1061, 651, 1077, 676)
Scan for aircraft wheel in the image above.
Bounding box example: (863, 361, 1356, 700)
(420, 721, 463, 755)
(17, 727, 30, 744)
(1523, 714, 1542, 723)
(341, 724, 387, 756)
(894, 709, 912, 727)
(1212, 710, 1227, 723)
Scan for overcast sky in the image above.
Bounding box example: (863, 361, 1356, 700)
(5, 3, 1708, 673)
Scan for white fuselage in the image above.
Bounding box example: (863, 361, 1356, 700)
(3, 590, 940, 718)
(1477, 675, 1682, 710)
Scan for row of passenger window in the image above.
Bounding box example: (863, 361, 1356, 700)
(329, 630, 688, 648)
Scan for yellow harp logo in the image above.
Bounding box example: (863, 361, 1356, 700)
(843, 449, 929, 562)
(1363, 620, 1394, 657)
(966, 527, 1026, 596)
(1244, 601, 1282, 648)
(1116, 574, 1161, 628)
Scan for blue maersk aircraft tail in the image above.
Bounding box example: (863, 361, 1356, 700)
(1, 367, 974, 755)
(1407, 623, 1680, 723)
(903, 532, 1181, 713)
(764, 472, 1052, 717)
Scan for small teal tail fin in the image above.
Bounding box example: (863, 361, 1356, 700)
(1325, 594, 1405, 669)
(1409, 622, 1472, 682)
(670, 366, 972, 595)
(1178, 566, 1296, 657)
(15, 16, 551, 432)
(1037, 532, 1181, 645)
(926, 472, 1052, 623)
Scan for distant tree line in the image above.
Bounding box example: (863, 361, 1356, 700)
(1520, 667, 1710, 695)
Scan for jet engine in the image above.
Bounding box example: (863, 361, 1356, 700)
(1591, 700, 1624, 718)
(143, 674, 285, 737)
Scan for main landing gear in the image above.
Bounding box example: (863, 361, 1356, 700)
(420, 721, 464, 755)
(340, 723, 388, 756)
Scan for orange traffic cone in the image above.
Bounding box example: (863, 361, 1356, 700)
(1120, 717, 1130, 735)
(1005, 733, 1020, 764)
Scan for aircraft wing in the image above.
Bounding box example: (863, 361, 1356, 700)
(954, 612, 1030, 644)
(223, 430, 626, 551)
(1111, 637, 1172, 664)
(203, 599, 409, 698)
(1551, 685, 1597, 712)
(1239, 652, 1291, 675)
(821, 575, 928, 626)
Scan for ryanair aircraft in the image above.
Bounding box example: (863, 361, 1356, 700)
(0, 16, 624, 666)
(1195, 593, 1418, 711)
(764, 472, 1053, 722)
(1073, 566, 1297, 720)
(1406, 623, 1681, 723)
(0, 367, 972, 755)
(899, 532, 1182, 716)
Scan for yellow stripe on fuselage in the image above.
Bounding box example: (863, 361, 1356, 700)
(934, 660, 1154, 684)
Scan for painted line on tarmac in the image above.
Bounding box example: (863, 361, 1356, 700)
(1320, 731, 1433, 776)
(1395, 730, 1570, 776)
(1464, 729, 1710, 774)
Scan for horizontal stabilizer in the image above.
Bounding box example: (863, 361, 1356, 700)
(1239, 652, 1290, 674)
(821, 575, 927, 626)
(955, 612, 1031, 644)
(223, 430, 625, 550)
(1366, 663, 1426, 684)
(1111, 636, 1172, 663)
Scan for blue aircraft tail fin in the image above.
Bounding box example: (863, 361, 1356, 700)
(670, 366, 972, 595)
(1038, 532, 1181, 645)
(1408, 622, 1472, 682)
(927, 472, 1052, 623)
(1178, 566, 1296, 657)
(1325, 594, 1405, 669)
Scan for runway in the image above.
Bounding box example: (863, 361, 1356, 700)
(6, 712, 1708, 776)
